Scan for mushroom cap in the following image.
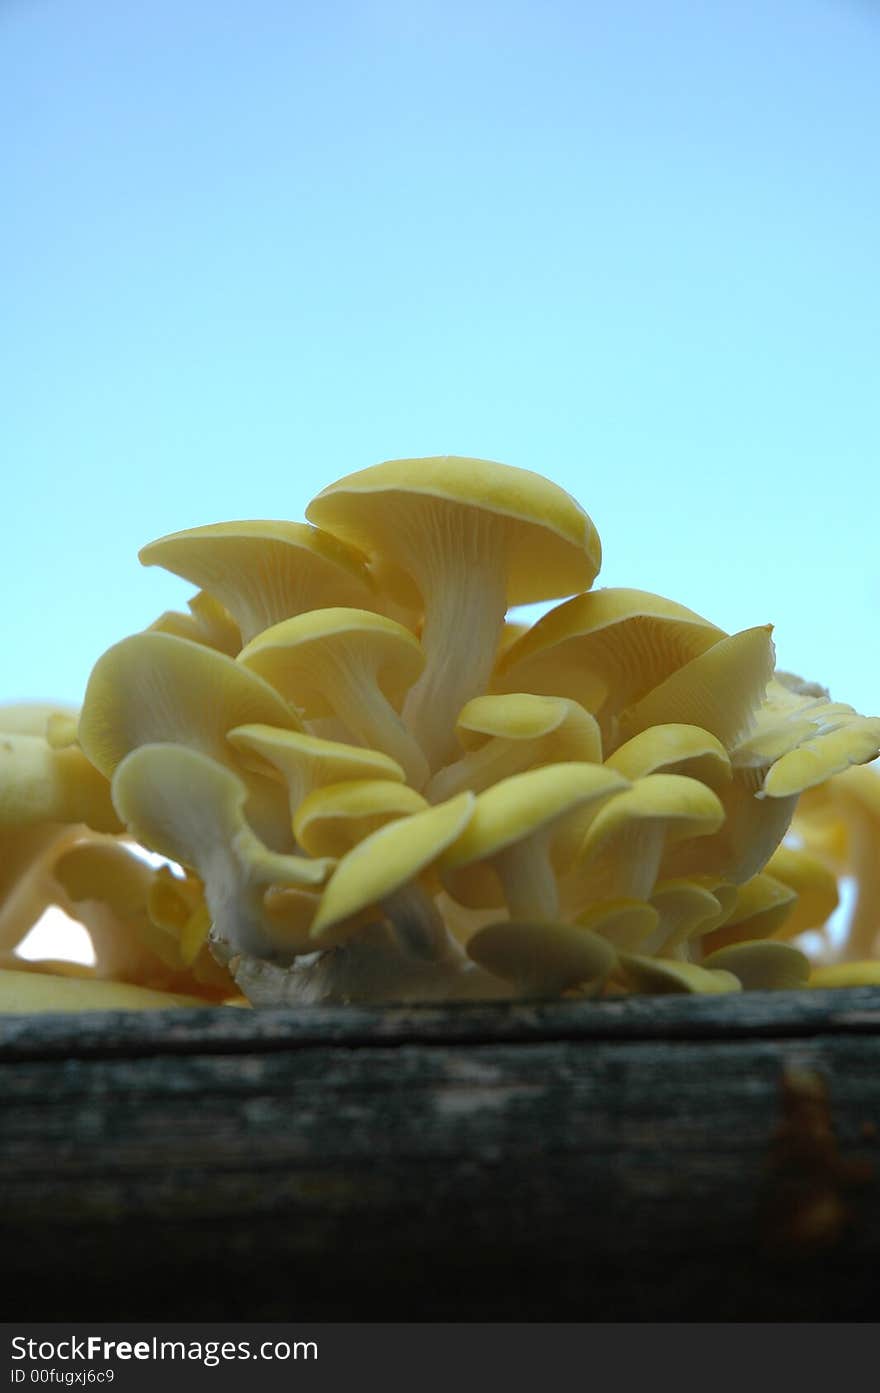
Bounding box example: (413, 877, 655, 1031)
(139, 520, 376, 643)
(762, 844, 839, 938)
(617, 955, 742, 995)
(466, 919, 617, 996)
(605, 724, 731, 790)
(79, 631, 302, 779)
(237, 608, 425, 718)
(578, 774, 725, 864)
(294, 779, 428, 858)
(809, 961, 880, 989)
(700, 872, 798, 953)
(227, 723, 405, 792)
(702, 940, 810, 991)
(574, 898, 660, 951)
(645, 877, 734, 953)
(494, 588, 725, 712)
(306, 456, 601, 606)
(455, 692, 602, 760)
(440, 762, 629, 876)
(0, 733, 122, 834)
(149, 590, 242, 657)
(310, 792, 475, 946)
(0, 965, 212, 1013)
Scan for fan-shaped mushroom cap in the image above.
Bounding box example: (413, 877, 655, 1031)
(494, 589, 725, 735)
(640, 876, 735, 956)
(238, 608, 428, 787)
(618, 626, 776, 747)
(699, 872, 798, 954)
(307, 456, 601, 770)
(735, 675, 880, 798)
(565, 773, 724, 910)
(702, 940, 809, 991)
(466, 919, 617, 997)
(427, 693, 602, 802)
(80, 631, 302, 779)
(618, 955, 741, 995)
(310, 792, 475, 948)
(605, 724, 731, 790)
(440, 762, 629, 919)
(762, 844, 839, 938)
(149, 590, 242, 656)
(227, 723, 406, 815)
(0, 965, 212, 1013)
(1, 733, 122, 834)
(294, 779, 428, 858)
(139, 520, 376, 644)
(574, 898, 660, 951)
(112, 743, 335, 961)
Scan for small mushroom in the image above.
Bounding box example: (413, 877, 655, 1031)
(426, 693, 602, 802)
(294, 779, 428, 858)
(494, 588, 725, 745)
(639, 876, 735, 956)
(149, 589, 242, 656)
(617, 954, 741, 995)
(466, 919, 618, 997)
(310, 792, 476, 956)
(237, 608, 429, 787)
(605, 723, 731, 790)
(701, 940, 810, 991)
(112, 743, 335, 962)
(307, 456, 601, 770)
(1, 732, 122, 835)
(139, 519, 377, 644)
(698, 872, 798, 954)
(574, 898, 660, 951)
(440, 762, 629, 920)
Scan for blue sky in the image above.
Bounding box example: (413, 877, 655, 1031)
(2, 0, 878, 717)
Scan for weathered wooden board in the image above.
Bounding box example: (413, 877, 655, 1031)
(3, 988, 879, 1321)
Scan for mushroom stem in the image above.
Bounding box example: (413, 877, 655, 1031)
(494, 835, 559, 920)
(382, 884, 454, 962)
(318, 653, 429, 789)
(402, 530, 508, 772)
(427, 738, 536, 803)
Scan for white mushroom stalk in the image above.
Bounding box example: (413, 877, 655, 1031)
(3, 457, 880, 1009)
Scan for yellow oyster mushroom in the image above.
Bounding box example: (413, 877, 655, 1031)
(563, 774, 724, 912)
(762, 844, 839, 939)
(112, 743, 335, 963)
(494, 588, 725, 742)
(79, 631, 301, 850)
(307, 456, 601, 771)
(139, 519, 377, 644)
(466, 919, 618, 997)
(809, 961, 880, 989)
(699, 872, 798, 954)
(440, 762, 629, 920)
(238, 608, 429, 788)
(574, 898, 660, 951)
(311, 792, 476, 954)
(227, 724, 406, 825)
(701, 940, 810, 991)
(618, 625, 776, 747)
(0, 825, 87, 960)
(426, 693, 602, 802)
(294, 779, 428, 858)
(640, 877, 735, 956)
(617, 955, 741, 995)
(0, 966, 212, 1013)
(1, 732, 122, 834)
(149, 589, 242, 657)
(605, 723, 731, 791)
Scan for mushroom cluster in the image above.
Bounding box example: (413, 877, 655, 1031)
(3, 456, 879, 1010)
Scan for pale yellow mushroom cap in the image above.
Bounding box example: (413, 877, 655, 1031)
(617, 955, 742, 995)
(294, 779, 428, 858)
(494, 588, 725, 716)
(79, 631, 302, 779)
(466, 919, 617, 997)
(700, 872, 798, 953)
(701, 940, 810, 991)
(306, 456, 601, 607)
(148, 590, 242, 657)
(426, 693, 602, 802)
(227, 723, 406, 802)
(310, 792, 475, 947)
(139, 519, 376, 644)
(605, 723, 731, 790)
(809, 961, 880, 989)
(237, 607, 424, 718)
(619, 625, 776, 748)
(574, 898, 660, 951)
(762, 844, 839, 938)
(0, 966, 212, 1013)
(0, 733, 122, 834)
(643, 877, 734, 955)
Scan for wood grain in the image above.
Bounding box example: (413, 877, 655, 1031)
(3, 987, 879, 1320)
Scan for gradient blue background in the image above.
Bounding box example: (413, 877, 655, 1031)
(2, 0, 878, 716)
